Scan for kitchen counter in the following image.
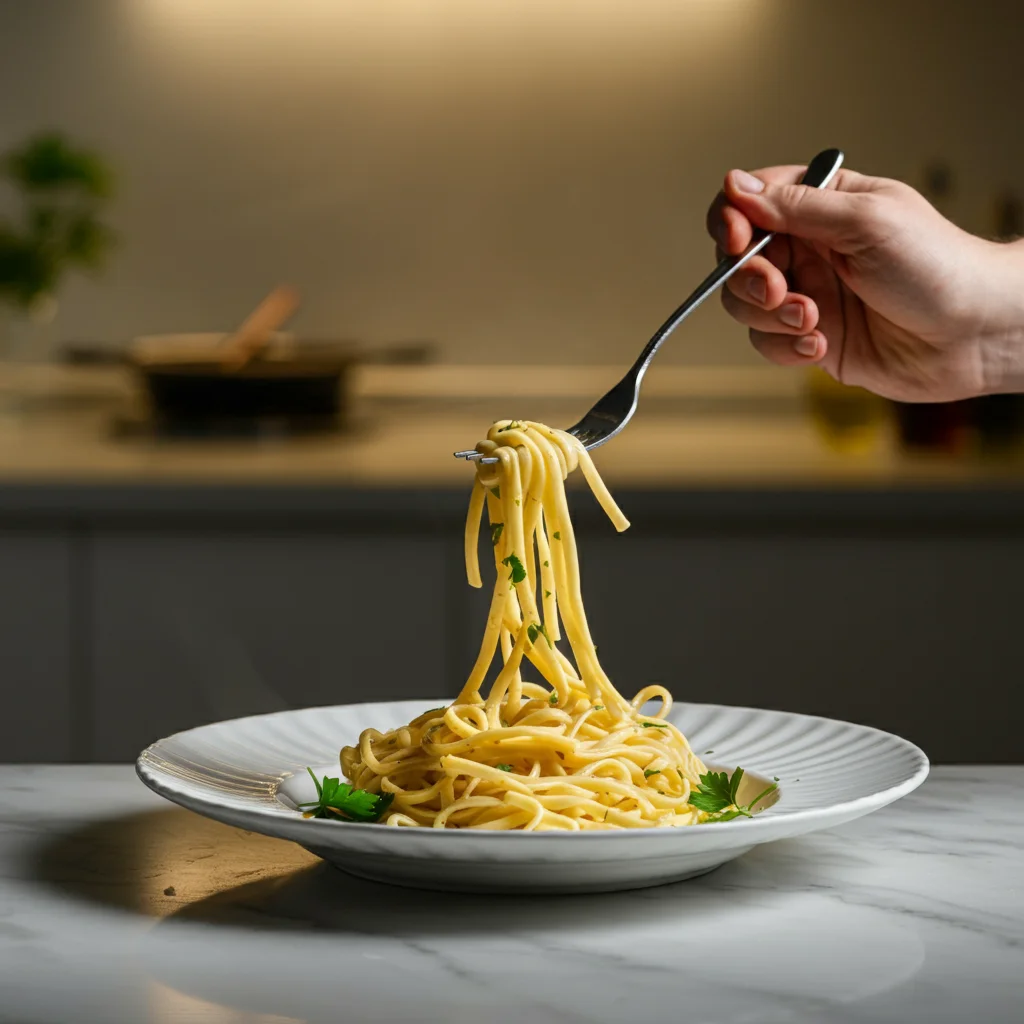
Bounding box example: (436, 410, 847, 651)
(0, 362, 1023, 496)
(1, 764, 1021, 1023)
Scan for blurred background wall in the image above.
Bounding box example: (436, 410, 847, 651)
(1, 0, 1021, 365)
(1, 1, 1023, 766)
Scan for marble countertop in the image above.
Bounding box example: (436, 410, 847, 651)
(1, 765, 1021, 1024)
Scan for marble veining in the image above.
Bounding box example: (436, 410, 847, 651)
(0, 765, 1022, 1024)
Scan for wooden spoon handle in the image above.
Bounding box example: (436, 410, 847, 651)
(221, 285, 301, 369)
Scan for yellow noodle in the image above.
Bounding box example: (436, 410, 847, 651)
(340, 420, 709, 829)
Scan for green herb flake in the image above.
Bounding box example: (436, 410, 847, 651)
(297, 767, 393, 823)
(704, 749, 714, 755)
(514, 498, 520, 506)
(497, 420, 522, 433)
(773, 776, 780, 782)
(500, 718, 509, 728)
(593, 705, 604, 711)
(526, 621, 553, 648)
(496, 764, 514, 772)
(641, 721, 668, 729)
(490, 522, 504, 546)
(553, 531, 561, 540)
(544, 589, 552, 598)
(549, 692, 559, 704)
(490, 486, 501, 498)
(644, 769, 661, 779)
(501, 553, 527, 584)
(543, 560, 549, 567)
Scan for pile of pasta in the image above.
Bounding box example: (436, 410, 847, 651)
(341, 420, 708, 829)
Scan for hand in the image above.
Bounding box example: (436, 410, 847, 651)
(707, 164, 1024, 402)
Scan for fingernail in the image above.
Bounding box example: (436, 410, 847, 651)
(732, 169, 765, 194)
(793, 335, 818, 357)
(746, 277, 767, 303)
(780, 303, 804, 329)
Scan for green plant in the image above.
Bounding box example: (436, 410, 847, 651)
(0, 132, 116, 312)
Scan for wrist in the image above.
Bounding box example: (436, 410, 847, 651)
(975, 238, 1024, 395)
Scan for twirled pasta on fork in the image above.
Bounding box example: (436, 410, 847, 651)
(341, 420, 709, 829)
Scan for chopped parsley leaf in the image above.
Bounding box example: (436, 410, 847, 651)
(644, 769, 661, 779)
(496, 764, 514, 772)
(544, 589, 551, 598)
(497, 420, 522, 433)
(298, 767, 393, 823)
(593, 705, 604, 711)
(704, 749, 714, 755)
(641, 721, 668, 729)
(501, 553, 526, 584)
(490, 486, 501, 498)
(688, 767, 778, 822)
(543, 560, 549, 567)
(490, 522, 504, 546)
(549, 692, 558, 704)
(553, 531, 561, 540)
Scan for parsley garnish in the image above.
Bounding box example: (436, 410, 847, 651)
(593, 705, 604, 710)
(496, 763, 513, 772)
(502, 553, 526, 584)
(490, 522, 504, 546)
(514, 498, 520, 506)
(544, 589, 551, 598)
(704, 749, 714, 755)
(543, 560, 549, 567)
(643, 769, 661, 779)
(549, 692, 558, 704)
(553, 531, 561, 540)
(298, 768, 393, 823)
(527, 621, 553, 648)
(774, 776, 780, 782)
(688, 767, 777, 822)
(500, 718, 509, 728)
(490, 486, 500, 498)
(497, 421, 522, 433)
(641, 721, 667, 729)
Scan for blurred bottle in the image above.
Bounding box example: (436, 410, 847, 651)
(804, 368, 886, 453)
(892, 401, 971, 454)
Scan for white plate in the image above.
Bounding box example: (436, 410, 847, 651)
(136, 700, 929, 894)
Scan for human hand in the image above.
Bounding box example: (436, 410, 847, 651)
(707, 163, 1024, 401)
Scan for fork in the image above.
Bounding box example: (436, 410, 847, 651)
(455, 148, 844, 464)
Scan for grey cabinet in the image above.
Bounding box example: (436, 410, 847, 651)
(581, 531, 1024, 763)
(89, 531, 456, 761)
(1, 487, 1022, 764)
(0, 532, 74, 762)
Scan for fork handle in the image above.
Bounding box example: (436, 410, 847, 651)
(630, 148, 845, 377)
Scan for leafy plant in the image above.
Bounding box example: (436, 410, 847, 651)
(0, 132, 115, 312)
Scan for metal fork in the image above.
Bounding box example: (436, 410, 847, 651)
(455, 148, 844, 464)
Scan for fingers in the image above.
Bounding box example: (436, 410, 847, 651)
(723, 168, 881, 253)
(718, 244, 792, 309)
(706, 164, 881, 256)
(748, 328, 827, 366)
(721, 287, 820, 336)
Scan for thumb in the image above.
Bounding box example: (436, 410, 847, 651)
(724, 169, 871, 253)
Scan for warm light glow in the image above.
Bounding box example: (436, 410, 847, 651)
(135, 0, 766, 62)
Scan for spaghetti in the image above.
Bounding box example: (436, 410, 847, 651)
(341, 420, 709, 829)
